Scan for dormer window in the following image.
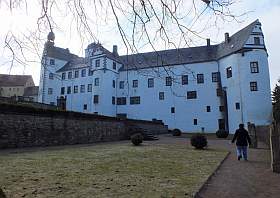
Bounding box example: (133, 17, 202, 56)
(254, 37, 260, 45)
(62, 73, 66, 80)
(49, 73, 54, 80)
(96, 59, 100, 67)
(81, 69, 86, 77)
(50, 59, 55, 65)
(74, 70, 79, 78)
(226, 67, 232, 78)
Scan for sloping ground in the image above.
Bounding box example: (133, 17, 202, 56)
(197, 140, 280, 198)
(0, 140, 227, 198)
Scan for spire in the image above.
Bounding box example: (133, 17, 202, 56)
(47, 31, 55, 43)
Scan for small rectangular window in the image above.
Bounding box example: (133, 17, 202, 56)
(117, 97, 126, 105)
(119, 81, 124, 89)
(93, 95, 99, 104)
(219, 106, 225, 112)
(68, 71, 72, 79)
(159, 92, 164, 100)
(49, 73, 54, 80)
(50, 59, 55, 65)
(226, 67, 232, 78)
(236, 102, 240, 110)
(194, 119, 197, 125)
(148, 78, 154, 88)
(48, 88, 53, 95)
(254, 37, 260, 45)
(130, 96, 140, 105)
(113, 62, 116, 70)
(74, 86, 78, 93)
(171, 107, 175, 114)
(95, 59, 100, 67)
(113, 80, 116, 88)
(187, 91, 197, 99)
(61, 87, 65, 95)
(80, 85, 85, 93)
(81, 69, 86, 77)
(166, 76, 172, 86)
(182, 75, 188, 85)
(87, 84, 92, 92)
(90, 59, 94, 67)
(212, 72, 220, 82)
(250, 62, 259, 73)
(83, 104, 87, 110)
(197, 74, 204, 84)
(88, 69, 93, 76)
(74, 70, 79, 78)
(112, 96, 115, 105)
(95, 78, 99, 86)
(206, 106, 211, 112)
(62, 73, 66, 80)
(132, 80, 138, 88)
(67, 86, 71, 94)
(250, 82, 258, 91)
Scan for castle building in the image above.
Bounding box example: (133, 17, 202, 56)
(38, 20, 272, 133)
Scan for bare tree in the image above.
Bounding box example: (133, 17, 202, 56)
(0, 0, 247, 79)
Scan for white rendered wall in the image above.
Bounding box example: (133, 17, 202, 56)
(238, 50, 272, 126)
(38, 57, 67, 104)
(117, 61, 223, 133)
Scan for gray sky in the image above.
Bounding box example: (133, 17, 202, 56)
(0, 0, 279, 90)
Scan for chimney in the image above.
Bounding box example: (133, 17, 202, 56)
(113, 45, 118, 56)
(225, 33, 230, 43)
(207, 38, 210, 46)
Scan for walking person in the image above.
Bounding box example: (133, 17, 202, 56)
(232, 124, 251, 161)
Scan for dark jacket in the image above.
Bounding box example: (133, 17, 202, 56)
(232, 128, 251, 146)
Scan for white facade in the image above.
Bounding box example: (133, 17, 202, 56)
(38, 20, 272, 133)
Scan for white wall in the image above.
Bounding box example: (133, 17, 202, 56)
(117, 61, 223, 132)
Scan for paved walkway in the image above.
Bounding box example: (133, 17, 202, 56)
(197, 138, 280, 198)
(155, 135, 280, 198)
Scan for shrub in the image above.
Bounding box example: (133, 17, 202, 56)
(172, 128, 181, 136)
(191, 134, 207, 149)
(216, 129, 229, 138)
(131, 133, 143, 146)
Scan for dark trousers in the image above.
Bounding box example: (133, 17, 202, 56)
(236, 146, 248, 160)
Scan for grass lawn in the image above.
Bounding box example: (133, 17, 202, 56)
(0, 141, 228, 198)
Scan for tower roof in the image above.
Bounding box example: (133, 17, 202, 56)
(47, 19, 261, 72)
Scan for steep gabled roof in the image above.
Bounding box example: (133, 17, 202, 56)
(119, 20, 259, 70)
(56, 57, 86, 72)
(216, 19, 259, 59)
(45, 45, 77, 61)
(0, 74, 34, 87)
(119, 45, 218, 70)
(47, 19, 260, 72)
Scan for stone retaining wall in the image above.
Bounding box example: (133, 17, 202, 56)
(256, 125, 271, 146)
(0, 103, 168, 149)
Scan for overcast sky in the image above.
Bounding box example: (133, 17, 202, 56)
(0, 0, 279, 90)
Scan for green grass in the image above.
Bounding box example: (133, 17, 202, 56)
(0, 142, 227, 198)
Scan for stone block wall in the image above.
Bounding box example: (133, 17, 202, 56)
(256, 125, 271, 146)
(0, 103, 168, 149)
